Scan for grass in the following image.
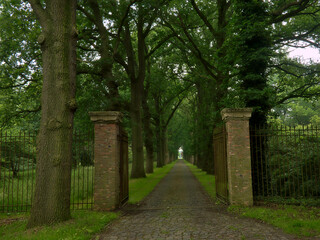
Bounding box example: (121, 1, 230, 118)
(0, 161, 176, 239)
(129, 161, 176, 204)
(0, 211, 118, 240)
(228, 205, 320, 237)
(184, 160, 216, 200)
(185, 160, 320, 238)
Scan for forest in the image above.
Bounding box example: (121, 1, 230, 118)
(0, 0, 320, 227)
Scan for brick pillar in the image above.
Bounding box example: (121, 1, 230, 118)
(221, 108, 253, 206)
(89, 111, 123, 211)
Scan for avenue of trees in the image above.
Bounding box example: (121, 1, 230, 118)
(1, 0, 320, 227)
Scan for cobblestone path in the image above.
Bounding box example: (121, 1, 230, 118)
(96, 160, 305, 240)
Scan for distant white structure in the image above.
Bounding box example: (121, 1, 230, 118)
(178, 147, 183, 159)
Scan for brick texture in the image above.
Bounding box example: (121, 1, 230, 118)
(221, 108, 253, 206)
(90, 111, 123, 211)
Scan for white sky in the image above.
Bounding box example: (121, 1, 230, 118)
(288, 46, 320, 63)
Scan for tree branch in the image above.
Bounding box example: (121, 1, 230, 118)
(146, 33, 175, 59)
(114, 0, 140, 54)
(178, 15, 218, 80)
(27, 0, 48, 27)
(164, 96, 185, 128)
(1, 105, 41, 128)
(271, 0, 313, 23)
(190, 0, 218, 39)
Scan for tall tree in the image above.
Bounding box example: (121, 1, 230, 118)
(114, 0, 174, 177)
(26, 0, 77, 228)
(231, 0, 272, 125)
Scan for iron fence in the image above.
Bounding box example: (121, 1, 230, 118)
(71, 128, 94, 210)
(0, 128, 94, 212)
(0, 131, 36, 212)
(213, 124, 228, 203)
(250, 125, 320, 205)
(119, 128, 129, 206)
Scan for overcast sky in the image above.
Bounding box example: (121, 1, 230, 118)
(288, 46, 320, 63)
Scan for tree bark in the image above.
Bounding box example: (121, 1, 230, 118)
(164, 131, 169, 164)
(155, 121, 164, 168)
(130, 79, 146, 178)
(142, 79, 154, 173)
(27, 0, 77, 228)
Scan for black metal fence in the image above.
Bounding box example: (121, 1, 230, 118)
(0, 129, 94, 212)
(213, 124, 228, 203)
(250, 125, 320, 205)
(119, 128, 129, 206)
(71, 129, 94, 210)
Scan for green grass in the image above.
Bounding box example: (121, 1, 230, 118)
(184, 160, 216, 200)
(129, 161, 176, 204)
(228, 205, 320, 237)
(0, 211, 118, 240)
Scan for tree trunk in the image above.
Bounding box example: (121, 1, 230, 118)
(157, 127, 167, 167)
(164, 131, 169, 164)
(156, 125, 164, 167)
(125, 8, 146, 178)
(130, 80, 146, 178)
(142, 73, 154, 173)
(27, 0, 77, 228)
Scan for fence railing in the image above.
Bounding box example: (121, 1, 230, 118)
(213, 125, 228, 203)
(250, 125, 320, 205)
(71, 129, 94, 210)
(0, 128, 94, 212)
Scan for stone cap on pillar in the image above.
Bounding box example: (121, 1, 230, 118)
(221, 108, 252, 122)
(89, 111, 123, 124)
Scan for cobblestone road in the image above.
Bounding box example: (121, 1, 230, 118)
(96, 160, 311, 240)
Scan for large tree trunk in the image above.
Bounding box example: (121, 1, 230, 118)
(158, 127, 167, 167)
(130, 80, 146, 178)
(142, 85, 154, 173)
(155, 125, 164, 168)
(27, 0, 77, 228)
(125, 8, 146, 178)
(163, 129, 169, 165)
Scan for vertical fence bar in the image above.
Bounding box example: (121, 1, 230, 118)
(293, 126, 298, 198)
(316, 125, 320, 197)
(0, 131, 3, 212)
(86, 130, 89, 209)
(280, 125, 283, 197)
(253, 125, 260, 197)
(31, 132, 35, 207)
(258, 125, 265, 197)
(286, 126, 290, 197)
(91, 127, 94, 209)
(26, 132, 30, 211)
(300, 127, 305, 197)
(21, 132, 25, 211)
(306, 125, 311, 197)
(9, 133, 12, 211)
(282, 125, 286, 198)
(311, 125, 316, 197)
(17, 132, 20, 211)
